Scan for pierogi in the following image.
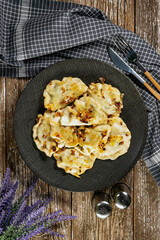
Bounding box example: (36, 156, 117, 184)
(86, 83, 123, 116)
(43, 77, 88, 111)
(33, 77, 131, 178)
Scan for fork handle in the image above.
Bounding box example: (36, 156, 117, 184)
(137, 61, 160, 92)
(131, 69, 160, 101)
(144, 71, 160, 92)
(144, 82, 160, 101)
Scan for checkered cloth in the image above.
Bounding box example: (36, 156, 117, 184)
(1, 0, 160, 186)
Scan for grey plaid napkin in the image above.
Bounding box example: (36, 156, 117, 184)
(1, 0, 160, 185)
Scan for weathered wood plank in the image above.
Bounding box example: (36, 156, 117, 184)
(5, 79, 31, 198)
(5, 79, 50, 239)
(4, 78, 72, 239)
(107, 0, 118, 25)
(135, 0, 159, 50)
(108, 171, 134, 240)
(0, 78, 6, 177)
(48, 187, 72, 240)
(107, 0, 135, 31)
(0, 79, 51, 239)
(134, 158, 160, 240)
(72, 191, 98, 240)
(71, 170, 134, 240)
(134, 0, 160, 239)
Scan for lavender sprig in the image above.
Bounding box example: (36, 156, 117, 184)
(19, 178, 38, 201)
(0, 168, 77, 239)
(11, 199, 27, 225)
(0, 210, 5, 227)
(0, 181, 18, 211)
(15, 200, 42, 226)
(0, 169, 10, 197)
(0, 227, 3, 235)
(19, 225, 47, 240)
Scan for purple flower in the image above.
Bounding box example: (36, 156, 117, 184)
(15, 200, 42, 226)
(20, 178, 38, 201)
(27, 206, 45, 222)
(0, 210, 5, 226)
(53, 209, 62, 217)
(0, 181, 18, 211)
(0, 168, 11, 197)
(0, 169, 77, 239)
(0, 227, 3, 235)
(0, 168, 10, 187)
(19, 206, 46, 230)
(1, 204, 13, 230)
(18, 225, 46, 240)
(40, 196, 52, 208)
(11, 199, 27, 225)
(45, 229, 64, 238)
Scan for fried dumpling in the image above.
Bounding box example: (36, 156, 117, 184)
(86, 83, 123, 116)
(76, 125, 111, 155)
(61, 96, 107, 126)
(43, 110, 78, 148)
(33, 113, 59, 157)
(51, 125, 78, 148)
(54, 148, 96, 178)
(43, 77, 88, 111)
(44, 110, 62, 126)
(97, 117, 131, 160)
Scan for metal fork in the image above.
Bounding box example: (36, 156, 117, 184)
(114, 34, 160, 92)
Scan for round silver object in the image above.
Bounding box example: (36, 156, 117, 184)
(111, 183, 131, 209)
(114, 191, 131, 209)
(95, 201, 112, 218)
(92, 191, 112, 219)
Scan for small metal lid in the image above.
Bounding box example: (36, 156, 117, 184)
(95, 201, 112, 218)
(92, 191, 112, 219)
(110, 183, 131, 209)
(114, 191, 131, 209)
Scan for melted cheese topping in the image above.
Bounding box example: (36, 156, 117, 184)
(44, 110, 62, 126)
(33, 113, 59, 157)
(86, 83, 123, 116)
(54, 148, 96, 178)
(77, 125, 111, 154)
(97, 117, 131, 160)
(43, 77, 88, 111)
(61, 96, 107, 126)
(51, 125, 78, 148)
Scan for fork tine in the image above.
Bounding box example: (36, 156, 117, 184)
(114, 39, 129, 55)
(119, 38, 130, 49)
(114, 35, 127, 50)
(114, 34, 134, 56)
(116, 34, 132, 50)
(116, 40, 129, 52)
(119, 36, 132, 50)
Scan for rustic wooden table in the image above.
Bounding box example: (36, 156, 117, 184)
(0, 0, 160, 239)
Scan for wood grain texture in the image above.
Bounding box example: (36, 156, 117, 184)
(48, 187, 72, 240)
(135, 0, 159, 50)
(0, 78, 6, 177)
(134, 1, 160, 239)
(5, 79, 34, 199)
(5, 79, 50, 237)
(134, 158, 160, 240)
(0, 1, 159, 240)
(4, 78, 72, 240)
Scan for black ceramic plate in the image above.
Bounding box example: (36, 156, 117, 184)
(14, 59, 147, 192)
